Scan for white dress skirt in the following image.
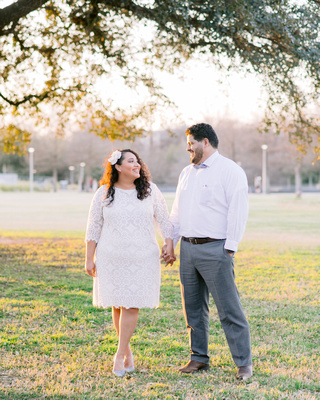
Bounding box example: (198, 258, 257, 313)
(85, 182, 173, 309)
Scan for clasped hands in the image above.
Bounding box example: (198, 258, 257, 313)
(160, 242, 176, 266)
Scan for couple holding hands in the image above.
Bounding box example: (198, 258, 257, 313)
(85, 123, 252, 380)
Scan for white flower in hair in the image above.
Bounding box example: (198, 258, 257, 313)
(108, 150, 122, 165)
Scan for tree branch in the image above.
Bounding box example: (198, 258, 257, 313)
(0, 83, 89, 107)
(0, 0, 50, 33)
(0, 91, 51, 106)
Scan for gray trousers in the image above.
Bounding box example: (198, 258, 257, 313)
(180, 239, 252, 367)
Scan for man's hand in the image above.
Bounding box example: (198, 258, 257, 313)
(85, 260, 96, 277)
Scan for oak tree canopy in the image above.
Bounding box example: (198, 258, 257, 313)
(0, 0, 320, 156)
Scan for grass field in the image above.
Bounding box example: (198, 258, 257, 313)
(0, 192, 319, 399)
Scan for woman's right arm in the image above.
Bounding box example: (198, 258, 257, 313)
(85, 240, 97, 277)
(85, 186, 105, 243)
(84, 186, 105, 276)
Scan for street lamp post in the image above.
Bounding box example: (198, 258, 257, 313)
(28, 147, 35, 192)
(69, 166, 75, 185)
(261, 144, 268, 194)
(78, 162, 86, 192)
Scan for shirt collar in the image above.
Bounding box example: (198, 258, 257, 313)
(193, 150, 219, 169)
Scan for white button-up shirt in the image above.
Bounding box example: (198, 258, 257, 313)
(170, 151, 249, 252)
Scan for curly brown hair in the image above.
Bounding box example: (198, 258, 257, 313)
(99, 149, 151, 204)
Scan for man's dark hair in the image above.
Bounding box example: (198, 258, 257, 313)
(186, 123, 219, 148)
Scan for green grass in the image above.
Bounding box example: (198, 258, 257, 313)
(0, 192, 320, 399)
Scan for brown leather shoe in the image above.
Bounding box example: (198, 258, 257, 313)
(179, 360, 210, 374)
(236, 365, 253, 380)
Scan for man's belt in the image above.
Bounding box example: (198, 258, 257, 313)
(182, 236, 223, 245)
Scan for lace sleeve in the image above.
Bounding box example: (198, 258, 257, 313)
(85, 185, 106, 243)
(151, 183, 173, 240)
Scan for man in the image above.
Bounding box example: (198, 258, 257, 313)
(170, 123, 252, 380)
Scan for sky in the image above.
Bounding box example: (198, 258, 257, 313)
(101, 58, 264, 131)
(0, 0, 265, 129)
(154, 63, 264, 128)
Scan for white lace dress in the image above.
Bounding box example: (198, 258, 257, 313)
(85, 182, 173, 309)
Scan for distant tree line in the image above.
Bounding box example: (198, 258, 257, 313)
(1, 118, 319, 191)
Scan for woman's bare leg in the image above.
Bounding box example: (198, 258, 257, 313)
(112, 306, 120, 335)
(112, 307, 134, 363)
(113, 307, 139, 371)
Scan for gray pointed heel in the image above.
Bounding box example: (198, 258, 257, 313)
(124, 355, 135, 373)
(112, 369, 126, 377)
(113, 354, 126, 377)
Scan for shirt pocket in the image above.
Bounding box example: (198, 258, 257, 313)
(199, 185, 213, 206)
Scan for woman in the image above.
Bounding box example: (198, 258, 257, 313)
(85, 149, 175, 377)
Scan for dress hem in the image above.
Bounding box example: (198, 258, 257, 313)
(93, 303, 159, 310)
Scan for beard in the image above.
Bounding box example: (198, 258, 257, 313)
(190, 146, 204, 165)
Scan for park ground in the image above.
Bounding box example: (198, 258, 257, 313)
(0, 191, 319, 399)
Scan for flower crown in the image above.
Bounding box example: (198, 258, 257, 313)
(108, 150, 122, 165)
